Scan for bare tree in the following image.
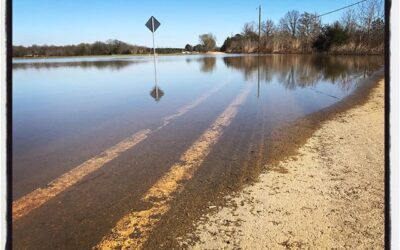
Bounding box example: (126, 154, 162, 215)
(242, 22, 258, 38)
(298, 12, 321, 51)
(199, 33, 217, 52)
(341, 9, 358, 35)
(298, 12, 320, 38)
(357, 0, 383, 44)
(262, 19, 275, 37)
(279, 10, 300, 37)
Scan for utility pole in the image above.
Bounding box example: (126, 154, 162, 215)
(258, 5, 261, 54)
(257, 5, 261, 98)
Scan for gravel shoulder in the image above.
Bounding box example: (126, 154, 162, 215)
(183, 79, 385, 249)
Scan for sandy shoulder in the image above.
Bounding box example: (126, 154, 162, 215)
(205, 51, 227, 55)
(182, 79, 385, 249)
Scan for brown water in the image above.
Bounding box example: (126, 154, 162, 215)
(12, 54, 383, 249)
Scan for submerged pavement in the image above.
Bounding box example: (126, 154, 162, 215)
(12, 55, 384, 249)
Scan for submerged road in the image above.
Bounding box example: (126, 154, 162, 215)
(13, 81, 229, 221)
(12, 55, 384, 249)
(13, 77, 260, 249)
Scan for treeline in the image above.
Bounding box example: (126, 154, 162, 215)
(220, 0, 384, 54)
(13, 39, 183, 57)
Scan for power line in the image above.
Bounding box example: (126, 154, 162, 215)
(317, 0, 369, 17)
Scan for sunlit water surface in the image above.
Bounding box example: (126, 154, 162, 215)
(12, 54, 383, 199)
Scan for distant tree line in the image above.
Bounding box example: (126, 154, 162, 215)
(220, 0, 384, 54)
(155, 48, 184, 54)
(13, 39, 183, 57)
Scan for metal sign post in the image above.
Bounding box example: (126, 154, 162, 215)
(145, 16, 163, 101)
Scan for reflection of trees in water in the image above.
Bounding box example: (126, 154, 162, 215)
(13, 60, 145, 70)
(223, 55, 383, 91)
(200, 57, 216, 73)
(185, 56, 217, 73)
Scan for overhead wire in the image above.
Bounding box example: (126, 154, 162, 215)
(317, 0, 369, 17)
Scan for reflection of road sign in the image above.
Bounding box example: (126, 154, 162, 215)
(145, 16, 161, 33)
(150, 86, 164, 102)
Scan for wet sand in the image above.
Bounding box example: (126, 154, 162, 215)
(183, 79, 384, 249)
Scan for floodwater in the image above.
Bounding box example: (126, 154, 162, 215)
(12, 54, 383, 249)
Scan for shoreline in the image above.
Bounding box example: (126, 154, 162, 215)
(11, 52, 227, 60)
(11, 51, 384, 60)
(182, 77, 385, 249)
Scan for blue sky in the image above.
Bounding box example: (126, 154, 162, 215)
(13, 0, 360, 47)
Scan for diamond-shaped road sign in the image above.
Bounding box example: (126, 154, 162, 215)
(145, 16, 161, 33)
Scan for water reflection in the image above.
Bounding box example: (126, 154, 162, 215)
(257, 55, 260, 98)
(223, 55, 383, 91)
(12, 60, 143, 70)
(200, 57, 216, 73)
(12, 54, 384, 203)
(185, 57, 217, 73)
(150, 86, 164, 102)
(12, 55, 384, 101)
(150, 54, 164, 102)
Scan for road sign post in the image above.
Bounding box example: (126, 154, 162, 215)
(145, 16, 162, 101)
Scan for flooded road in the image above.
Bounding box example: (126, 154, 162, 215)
(12, 54, 383, 249)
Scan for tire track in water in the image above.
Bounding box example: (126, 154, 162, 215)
(12, 81, 229, 222)
(94, 84, 252, 250)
